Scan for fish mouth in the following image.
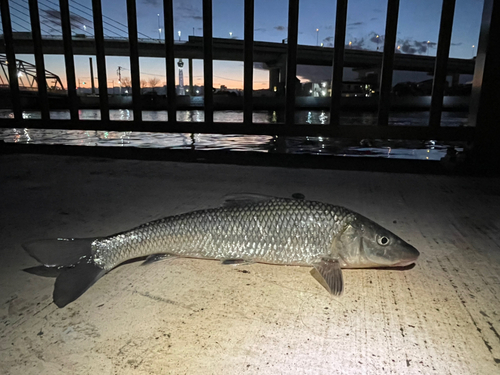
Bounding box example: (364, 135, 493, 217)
(392, 258, 418, 268)
(376, 263, 416, 271)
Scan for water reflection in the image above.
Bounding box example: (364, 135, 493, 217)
(0, 109, 467, 160)
(2, 109, 469, 127)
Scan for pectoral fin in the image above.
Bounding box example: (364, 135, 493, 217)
(312, 259, 344, 296)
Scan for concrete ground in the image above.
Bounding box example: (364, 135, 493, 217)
(1, 154, 499, 375)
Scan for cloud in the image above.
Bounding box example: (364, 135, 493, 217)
(370, 17, 378, 21)
(322, 36, 334, 47)
(274, 26, 287, 31)
(369, 32, 384, 45)
(451, 42, 462, 46)
(175, 2, 202, 21)
(395, 39, 436, 54)
(324, 25, 334, 30)
(254, 28, 266, 32)
(141, 0, 160, 5)
(348, 22, 364, 26)
(42, 9, 91, 30)
(348, 37, 365, 50)
(373, 8, 383, 13)
(296, 65, 332, 83)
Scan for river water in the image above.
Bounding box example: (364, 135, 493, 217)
(0, 109, 469, 160)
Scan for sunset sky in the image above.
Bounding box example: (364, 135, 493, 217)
(2, 0, 485, 90)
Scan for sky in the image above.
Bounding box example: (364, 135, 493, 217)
(1, 0, 485, 90)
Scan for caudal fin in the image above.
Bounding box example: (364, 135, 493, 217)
(53, 260, 106, 307)
(22, 238, 106, 308)
(23, 238, 95, 267)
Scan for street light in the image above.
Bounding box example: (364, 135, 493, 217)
(178, 30, 181, 41)
(229, 31, 232, 38)
(157, 14, 161, 40)
(376, 34, 379, 50)
(316, 28, 319, 46)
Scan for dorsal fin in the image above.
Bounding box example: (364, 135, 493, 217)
(222, 193, 276, 208)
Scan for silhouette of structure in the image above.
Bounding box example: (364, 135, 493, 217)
(0, 54, 64, 90)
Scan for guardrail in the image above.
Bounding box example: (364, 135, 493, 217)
(0, 0, 499, 169)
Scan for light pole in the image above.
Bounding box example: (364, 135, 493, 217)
(316, 28, 319, 46)
(178, 30, 181, 41)
(157, 14, 161, 40)
(427, 40, 430, 55)
(229, 31, 232, 38)
(472, 44, 475, 58)
(376, 34, 379, 50)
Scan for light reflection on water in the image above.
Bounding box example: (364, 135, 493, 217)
(0, 109, 467, 160)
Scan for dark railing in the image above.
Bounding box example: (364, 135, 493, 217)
(1, 0, 499, 168)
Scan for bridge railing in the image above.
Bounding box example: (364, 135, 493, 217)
(0, 0, 498, 168)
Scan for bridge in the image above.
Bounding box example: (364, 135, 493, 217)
(0, 34, 475, 76)
(0, 54, 64, 90)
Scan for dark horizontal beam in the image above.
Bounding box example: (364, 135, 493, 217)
(0, 118, 475, 141)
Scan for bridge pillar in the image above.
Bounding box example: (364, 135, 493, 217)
(269, 68, 280, 94)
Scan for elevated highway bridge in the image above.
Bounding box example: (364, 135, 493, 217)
(0, 35, 475, 75)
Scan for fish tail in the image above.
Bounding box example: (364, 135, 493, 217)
(23, 238, 106, 308)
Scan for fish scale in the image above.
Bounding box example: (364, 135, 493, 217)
(91, 198, 353, 271)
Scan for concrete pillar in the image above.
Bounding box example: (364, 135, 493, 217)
(269, 68, 280, 94)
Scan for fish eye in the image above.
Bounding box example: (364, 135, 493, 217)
(377, 236, 390, 246)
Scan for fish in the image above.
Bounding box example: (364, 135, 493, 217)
(23, 194, 420, 308)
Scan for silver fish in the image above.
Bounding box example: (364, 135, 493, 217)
(23, 195, 420, 307)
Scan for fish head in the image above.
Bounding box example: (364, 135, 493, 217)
(336, 215, 420, 268)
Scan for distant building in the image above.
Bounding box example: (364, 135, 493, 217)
(301, 80, 374, 97)
(177, 59, 185, 95)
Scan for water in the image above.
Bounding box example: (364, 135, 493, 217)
(0, 109, 469, 160)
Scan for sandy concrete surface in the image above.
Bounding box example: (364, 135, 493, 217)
(1, 154, 499, 375)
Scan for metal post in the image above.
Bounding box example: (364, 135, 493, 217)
(243, 0, 255, 125)
(330, 0, 348, 126)
(0, 0, 22, 121)
(127, 0, 142, 122)
(59, 0, 79, 121)
(203, 0, 214, 124)
(89, 58, 95, 94)
(189, 58, 194, 96)
(469, 0, 500, 164)
(163, 0, 176, 124)
(429, 0, 456, 129)
(377, 0, 400, 126)
(285, 0, 300, 125)
(91, 0, 110, 122)
(28, 0, 50, 121)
